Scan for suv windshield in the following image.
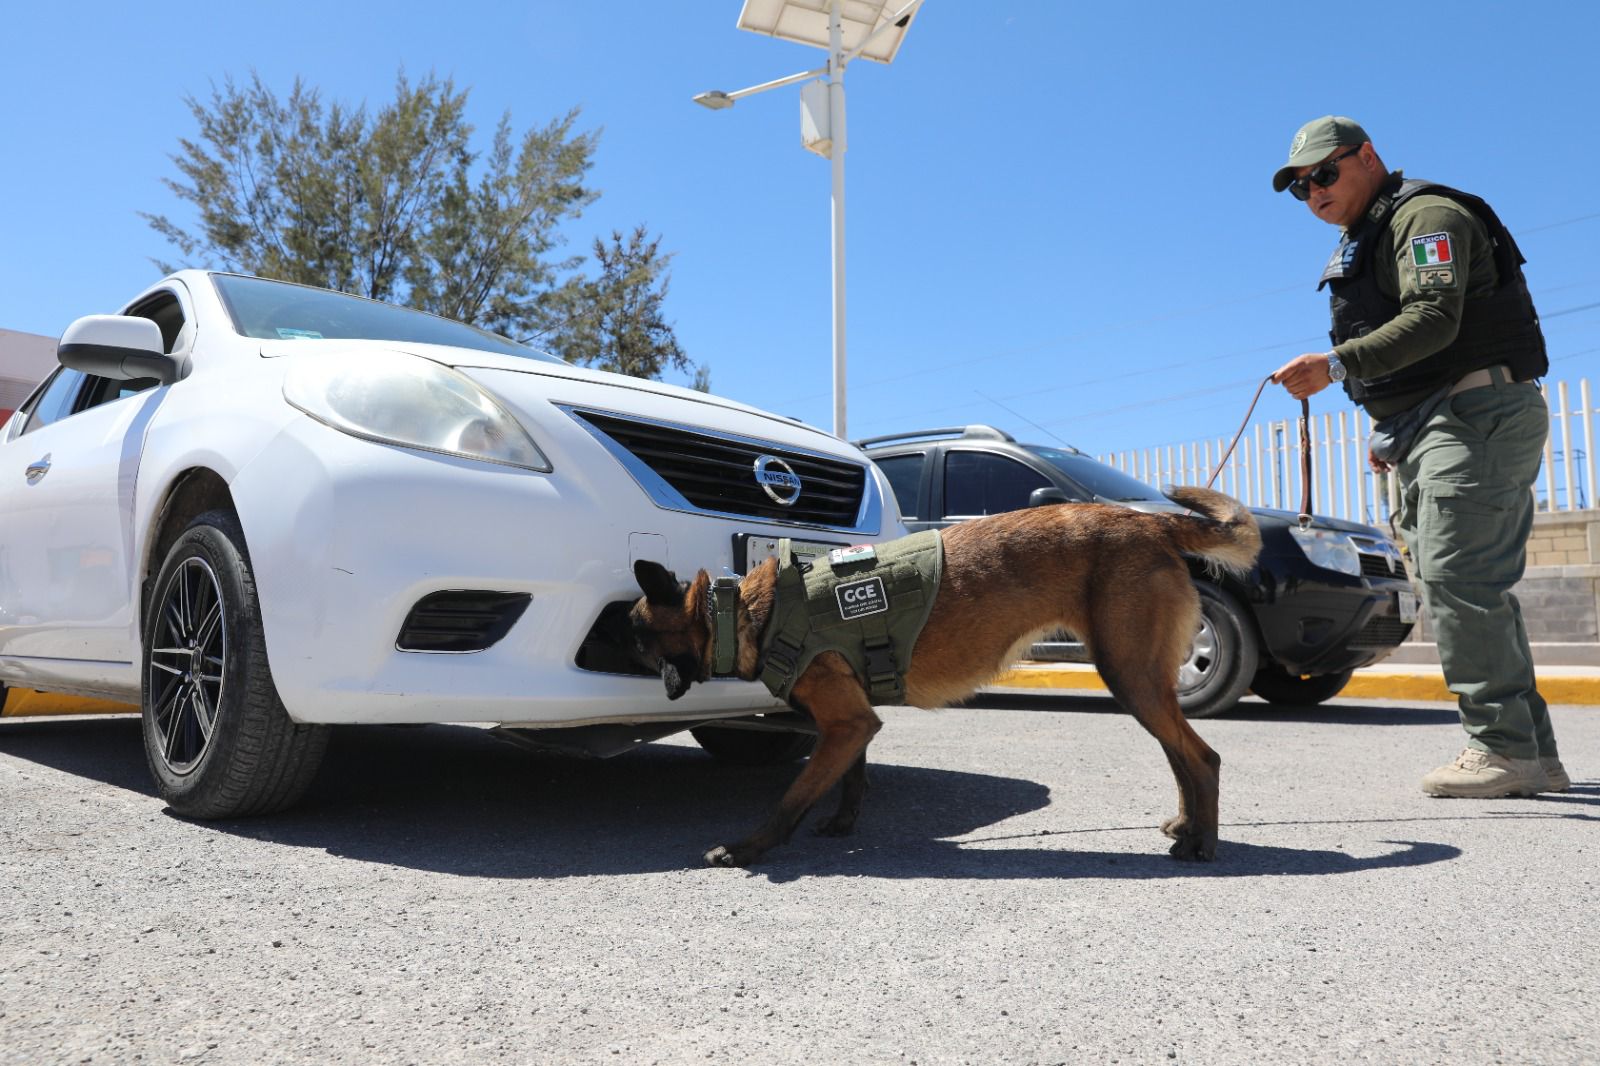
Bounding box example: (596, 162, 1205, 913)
(211, 274, 564, 362)
(1025, 445, 1167, 503)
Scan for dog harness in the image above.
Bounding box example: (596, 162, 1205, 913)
(751, 530, 944, 706)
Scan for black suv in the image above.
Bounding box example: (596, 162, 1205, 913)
(858, 426, 1417, 716)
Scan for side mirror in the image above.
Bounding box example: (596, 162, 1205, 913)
(1028, 487, 1072, 508)
(57, 315, 180, 385)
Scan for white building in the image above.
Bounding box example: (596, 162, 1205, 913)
(0, 328, 57, 421)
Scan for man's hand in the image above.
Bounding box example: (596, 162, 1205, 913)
(1369, 450, 1392, 474)
(1272, 352, 1334, 400)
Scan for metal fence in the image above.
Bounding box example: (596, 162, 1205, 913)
(1097, 378, 1596, 526)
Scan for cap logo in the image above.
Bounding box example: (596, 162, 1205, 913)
(1290, 130, 1308, 156)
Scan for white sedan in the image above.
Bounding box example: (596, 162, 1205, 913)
(0, 271, 901, 816)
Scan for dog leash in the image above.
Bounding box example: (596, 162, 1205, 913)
(1207, 374, 1313, 530)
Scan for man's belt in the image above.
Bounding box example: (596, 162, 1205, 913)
(1449, 364, 1524, 395)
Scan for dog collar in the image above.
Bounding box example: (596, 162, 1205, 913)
(710, 576, 741, 676)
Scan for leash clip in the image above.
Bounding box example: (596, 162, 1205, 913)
(1297, 513, 1313, 531)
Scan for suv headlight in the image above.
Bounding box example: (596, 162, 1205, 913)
(1289, 526, 1362, 576)
(284, 351, 550, 471)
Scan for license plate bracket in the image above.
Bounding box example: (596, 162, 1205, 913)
(1397, 589, 1418, 623)
(734, 533, 851, 574)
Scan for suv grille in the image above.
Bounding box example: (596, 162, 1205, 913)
(1349, 614, 1413, 648)
(1359, 552, 1408, 580)
(574, 411, 867, 527)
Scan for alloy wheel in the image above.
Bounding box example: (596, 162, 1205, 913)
(147, 557, 228, 774)
(1177, 613, 1219, 692)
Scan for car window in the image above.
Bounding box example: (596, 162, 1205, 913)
(943, 451, 1051, 517)
(18, 368, 88, 437)
(79, 375, 160, 413)
(211, 273, 564, 363)
(127, 291, 188, 354)
(873, 453, 925, 519)
(1024, 445, 1166, 502)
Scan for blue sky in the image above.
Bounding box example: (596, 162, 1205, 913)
(3, 1, 1598, 458)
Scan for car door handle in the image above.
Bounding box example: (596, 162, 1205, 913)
(25, 454, 50, 484)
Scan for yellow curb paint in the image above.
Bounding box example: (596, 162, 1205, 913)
(990, 667, 1600, 706)
(991, 667, 1108, 692)
(1, 689, 138, 718)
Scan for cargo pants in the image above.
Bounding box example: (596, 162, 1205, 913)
(1393, 373, 1558, 760)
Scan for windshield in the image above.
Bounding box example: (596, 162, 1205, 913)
(211, 274, 564, 363)
(1025, 445, 1168, 503)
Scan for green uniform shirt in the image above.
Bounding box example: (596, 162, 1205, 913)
(1333, 186, 1501, 417)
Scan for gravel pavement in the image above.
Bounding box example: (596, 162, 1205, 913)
(2, 694, 1595, 1065)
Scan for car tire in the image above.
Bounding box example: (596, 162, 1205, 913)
(1176, 582, 1260, 719)
(1249, 665, 1355, 706)
(141, 510, 330, 818)
(690, 725, 816, 765)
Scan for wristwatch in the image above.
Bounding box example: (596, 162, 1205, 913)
(1326, 352, 1347, 383)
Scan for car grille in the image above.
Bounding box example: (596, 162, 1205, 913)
(1359, 552, 1408, 580)
(396, 591, 532, 653)
(573, 411, 868, 527)
(1349, 614, 1414, 648)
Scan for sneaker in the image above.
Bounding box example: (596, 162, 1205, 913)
(1540, 756, 1572, 793)
(1421, 749, 1544, 798)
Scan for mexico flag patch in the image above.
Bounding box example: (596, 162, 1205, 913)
(1411, 232, 1453, 266)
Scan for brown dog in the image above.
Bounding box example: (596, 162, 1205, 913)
(628, 485, 1261, 868)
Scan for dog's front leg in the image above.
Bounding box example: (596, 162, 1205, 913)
(813, 754, 869, 837)
(705, 661, 882, 867)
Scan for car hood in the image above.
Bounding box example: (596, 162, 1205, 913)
(1116, 499, 1390, 540)
(259, 337, 844, 452)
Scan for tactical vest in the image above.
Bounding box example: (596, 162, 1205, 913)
(1319, 177, 1547, 407)
(756, 530, 944, 706)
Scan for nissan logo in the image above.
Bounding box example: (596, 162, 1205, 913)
(753, 455, 803, 506)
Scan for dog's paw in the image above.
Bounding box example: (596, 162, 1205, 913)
(1166, 831, 1218, 862)
(703, 844, 760, 868)
(1160, 815, 1188, 841)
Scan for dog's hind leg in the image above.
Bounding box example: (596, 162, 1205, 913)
(705, 658, 881, 867)
(1096, 657, 1221, 862)
(814, 754, 869, 837)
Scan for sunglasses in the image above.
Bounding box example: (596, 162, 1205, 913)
(1288, 146, 1363, 201)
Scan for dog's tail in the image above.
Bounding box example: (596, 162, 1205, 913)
(1161, 485, 1262, 578)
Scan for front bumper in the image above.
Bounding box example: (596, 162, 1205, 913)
(229, 407, 884, 726)
(1252, 576, 1416, 675)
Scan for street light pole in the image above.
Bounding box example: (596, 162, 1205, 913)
(695, 0, 924, 440)
(826, 1, 848, 438)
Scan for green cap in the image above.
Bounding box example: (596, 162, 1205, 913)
(1272, 116, 1371, 192)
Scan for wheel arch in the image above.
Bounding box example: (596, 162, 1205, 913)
(1185, 560, 1268, 655)
(140, 467, 239, 623)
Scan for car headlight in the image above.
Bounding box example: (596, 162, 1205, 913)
(1288, 526, 1362, 577)
(284, 352, 550, 471)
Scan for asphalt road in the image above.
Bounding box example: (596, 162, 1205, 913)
(2, 694, 1595, 1065)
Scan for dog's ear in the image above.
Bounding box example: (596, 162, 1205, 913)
(684, 569, 711, 618)
(634, 559, 683, 607)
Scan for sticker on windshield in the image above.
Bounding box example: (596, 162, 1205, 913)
(276, 328, 324, 340)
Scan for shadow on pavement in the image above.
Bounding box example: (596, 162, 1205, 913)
(7, 714, 1586, 882)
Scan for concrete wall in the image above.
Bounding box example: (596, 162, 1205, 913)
(0, 328, 57, 418)
(1401, 509, 1600, 664)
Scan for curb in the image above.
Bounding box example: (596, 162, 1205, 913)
(989, 665, 1600, 706)
(8, 669, 1600, 718)
(1, 689, 138, 718)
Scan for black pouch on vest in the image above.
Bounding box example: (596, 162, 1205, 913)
(1368, 382, 1451, 465)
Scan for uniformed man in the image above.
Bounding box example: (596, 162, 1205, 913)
(1270, 115, 1569, 799)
